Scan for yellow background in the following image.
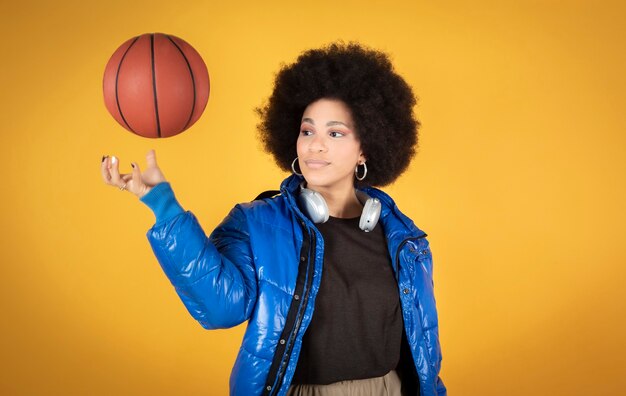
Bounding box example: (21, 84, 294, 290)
(1, 0, 624, 394)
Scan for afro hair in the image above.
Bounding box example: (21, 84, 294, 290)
(256, 42, 419, 187)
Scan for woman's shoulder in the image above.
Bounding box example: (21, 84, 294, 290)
(235, 192, 294, 228)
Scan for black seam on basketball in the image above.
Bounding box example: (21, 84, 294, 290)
(151, 34, 162, 138)
(166, 35, 196, 131)
(115, 36, 140, 134)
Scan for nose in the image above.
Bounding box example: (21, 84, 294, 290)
(308, 134, 327, 153)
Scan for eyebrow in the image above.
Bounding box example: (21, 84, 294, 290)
(301, 118, 351, 128)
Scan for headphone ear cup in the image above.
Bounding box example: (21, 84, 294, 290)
(298, 184, 380, 230)
(359, 197, 381, 232)
(298, 186, 330, 223)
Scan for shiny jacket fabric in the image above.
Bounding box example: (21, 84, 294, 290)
(145, 174, 446, 395)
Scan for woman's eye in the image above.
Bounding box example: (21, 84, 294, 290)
(329, 131, 344, 138)
(301, 130, 313, 136)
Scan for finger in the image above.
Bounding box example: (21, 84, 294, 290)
(146, 149, 157, 168)
(100, 155, 112, 184)
(131, 162, 142, 194)
(108, 156, 123, 186)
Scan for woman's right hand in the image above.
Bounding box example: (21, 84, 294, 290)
(101, 149, 167, 199)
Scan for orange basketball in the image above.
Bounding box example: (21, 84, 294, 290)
(103, 33, 210, 138)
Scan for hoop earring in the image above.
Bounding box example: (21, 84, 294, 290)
(291, 157, 303, 176)
(355, 162, 367, 181)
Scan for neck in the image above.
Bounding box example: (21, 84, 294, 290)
(306, 182, 363, 218)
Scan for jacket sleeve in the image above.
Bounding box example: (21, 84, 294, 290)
(141, 182, 257, 329)
(430, 243, 446, 396)
(415, 236, 447, 396)
(436, 376, 447, 395)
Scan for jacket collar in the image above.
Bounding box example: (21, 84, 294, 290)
(359, 185, 427, 265)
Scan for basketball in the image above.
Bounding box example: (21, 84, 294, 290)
(103, 33, 210, 138)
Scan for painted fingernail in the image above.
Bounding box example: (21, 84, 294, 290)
(111, 156, 117, 164)
(131, 163, 135, 168)
(102, 155, 108, 163)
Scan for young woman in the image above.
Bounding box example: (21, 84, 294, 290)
(100, 42, 446, 396)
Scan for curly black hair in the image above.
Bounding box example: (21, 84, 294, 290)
(256, 42, 419, 187)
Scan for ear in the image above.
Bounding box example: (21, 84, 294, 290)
(358, 152, 366, 164)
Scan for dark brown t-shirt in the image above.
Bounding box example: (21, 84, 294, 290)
(291, 215, 403, 385)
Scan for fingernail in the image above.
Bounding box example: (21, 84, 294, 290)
(102, 155, 106, 163)
(131, 163, 135, 168)
(111, 156, 117, 164)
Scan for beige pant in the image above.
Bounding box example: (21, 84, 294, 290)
(287, 370, 402, 396)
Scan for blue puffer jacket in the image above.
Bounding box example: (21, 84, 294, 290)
(142, 174, 446, 396)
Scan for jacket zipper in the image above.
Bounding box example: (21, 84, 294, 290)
(271, 228, 315, 394)
(266, 220, 317, 395)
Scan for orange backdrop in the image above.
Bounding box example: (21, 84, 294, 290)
(1, 0, 624, 395)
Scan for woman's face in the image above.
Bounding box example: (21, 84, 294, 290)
(296, 98, 364, 193)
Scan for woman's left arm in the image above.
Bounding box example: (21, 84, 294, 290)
(436, 375, 447, 395)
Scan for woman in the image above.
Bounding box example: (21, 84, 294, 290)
(100, 42, 446, 396)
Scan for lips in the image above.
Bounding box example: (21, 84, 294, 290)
(304, 159, 330, 169)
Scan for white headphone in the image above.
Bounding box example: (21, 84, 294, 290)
(297, 183, 381, 232)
